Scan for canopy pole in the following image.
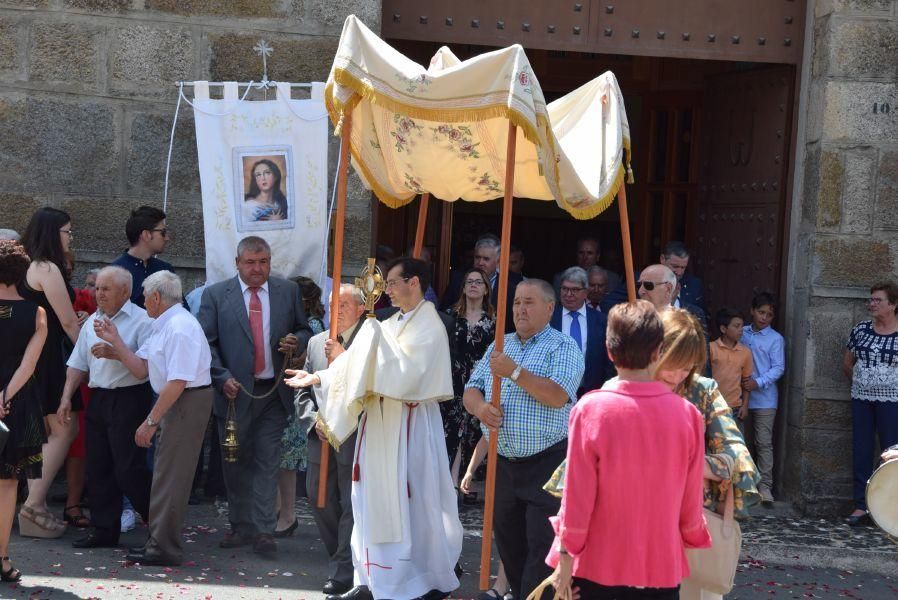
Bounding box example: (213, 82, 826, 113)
(412, 193, 430, 258)
(318, 107, 354, 509)
(617, 184, 637, 302)
(480, 122, 517, 591)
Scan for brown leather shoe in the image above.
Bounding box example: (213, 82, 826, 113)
(219, 531, 254, 549)
(253, 533, 277, 558)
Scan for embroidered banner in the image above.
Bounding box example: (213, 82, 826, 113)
(193, 81, 329, 284)
(325, 15, 632, 220)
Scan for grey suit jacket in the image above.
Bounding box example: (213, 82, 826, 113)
(198, 275, 311, 419)
(300, 319, 363, 465)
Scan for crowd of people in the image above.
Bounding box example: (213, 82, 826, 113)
(0, 210, 895, 599)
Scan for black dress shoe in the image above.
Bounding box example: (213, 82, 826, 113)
(219, 531, 254, 548)
(846, 512, 872, 527)
(416, 590, 450, 600)
(326, 585, 373, 600)
(253, 533, 277, 558)
(72, 531, 118, 548)
(273, 518, 298, 538)
(127, 546, 146, 556)
(323, 579, 352, 595)
(128, 552, 181, 566)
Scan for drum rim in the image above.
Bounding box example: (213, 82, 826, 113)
(865, 459, 898, 537)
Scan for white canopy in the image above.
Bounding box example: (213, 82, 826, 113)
(325, 15, 633, 220)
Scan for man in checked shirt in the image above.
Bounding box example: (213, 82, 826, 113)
(463, 279, 584, 600)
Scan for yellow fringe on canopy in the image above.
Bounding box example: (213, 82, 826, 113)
(562, 164, 625, 221)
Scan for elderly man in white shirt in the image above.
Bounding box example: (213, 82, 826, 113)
(95, 270, 212, 567)
(59, 266, 153, 549)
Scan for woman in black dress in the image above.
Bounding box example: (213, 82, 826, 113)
(17, 208, 82, 538)
(0, 240, 48, 581)
(444, 267, 495, 485)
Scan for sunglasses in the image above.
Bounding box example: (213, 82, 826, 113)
(637, 280, 667, 291)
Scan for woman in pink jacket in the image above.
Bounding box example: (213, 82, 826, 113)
(546, 301, 711, 599)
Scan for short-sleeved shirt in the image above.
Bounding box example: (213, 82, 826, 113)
(465, 324, 584, 458)
(709, 338, 754, 408)
(67, 301, 152, 389)
(111, 252, 175, 308)
(136, 304, 211, 393)
(846, 320, 898, 402)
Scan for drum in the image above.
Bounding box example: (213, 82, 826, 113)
(866, 457, 898, 537)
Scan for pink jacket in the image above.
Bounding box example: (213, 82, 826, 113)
(547, 379, 711, 588)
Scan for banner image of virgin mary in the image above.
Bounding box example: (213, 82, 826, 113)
(234, 147, 296, 232)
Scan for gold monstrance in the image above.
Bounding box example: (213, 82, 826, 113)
(355, 258, 385, 317)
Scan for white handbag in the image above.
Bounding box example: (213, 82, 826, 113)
(684, 484, 742, 595)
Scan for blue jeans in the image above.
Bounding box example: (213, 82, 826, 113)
(851, 399, 898, 510)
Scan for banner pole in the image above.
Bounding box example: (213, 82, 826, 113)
(479, 121, 517, 590)
(617, 183, 637, 302)
(318, 107, 354, 509)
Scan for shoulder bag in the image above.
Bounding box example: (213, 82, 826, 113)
(684, 483, 742, 595)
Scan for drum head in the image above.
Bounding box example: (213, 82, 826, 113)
(866, 459, 898, 536)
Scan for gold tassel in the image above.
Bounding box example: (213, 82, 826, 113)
(334, 112, 345, 136)
(626, 164, 635, 184)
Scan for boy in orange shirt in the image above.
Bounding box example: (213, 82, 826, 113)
(710, 308, 754, 427)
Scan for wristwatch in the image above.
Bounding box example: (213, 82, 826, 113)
(145, 416, 159, 428)
(510, 364, 523, 382)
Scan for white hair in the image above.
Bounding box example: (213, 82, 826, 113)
(340, 283, 364, 305)
(0, 229, 20, 241)
(560, 266, 588, 288)
(519, 278, 556, 303)
(143, 270, 182, 305)
(97, 265, 133, 295)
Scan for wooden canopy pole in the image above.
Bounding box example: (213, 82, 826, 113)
(412, 193, 430, 258)
(317, 108, 354, 509)
(617, 184, 637, 302)
(479, 122, 517, 590)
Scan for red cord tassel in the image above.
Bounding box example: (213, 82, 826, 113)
(352, 463, 360, 482)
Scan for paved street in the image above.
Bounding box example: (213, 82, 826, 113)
(3, 498, 897, 599)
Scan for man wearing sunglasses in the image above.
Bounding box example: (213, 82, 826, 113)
(112, 206, 174, 309)
(639, 264, 710, 342)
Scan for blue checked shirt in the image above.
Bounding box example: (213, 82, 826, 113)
(465, 324, 584, 458)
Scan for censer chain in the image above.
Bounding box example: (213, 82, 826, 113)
(234, 347, 295, 400)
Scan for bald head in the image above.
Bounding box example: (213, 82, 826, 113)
(638, 264, 677, 310)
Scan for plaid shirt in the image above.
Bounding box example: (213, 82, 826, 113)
(466, 324, 584, 458)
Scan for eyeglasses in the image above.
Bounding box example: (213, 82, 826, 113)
(560, 286, 585, 295)
(637, 280, 667, 291)
(59, 229, 74, 238)
(868, 298, 885, 305)
(385, 277, 409, 289)
(151, 228, 169, 237)
(464, 279, 486, 287)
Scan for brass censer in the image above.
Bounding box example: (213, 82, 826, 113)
(222, 397, 239, 463)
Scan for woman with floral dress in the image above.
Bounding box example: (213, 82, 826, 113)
(445, 267, 495, 486)
(842, 281, 898, 527)
(274, 277, 325, 536)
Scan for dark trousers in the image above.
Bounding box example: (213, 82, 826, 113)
(306, 434, 355, 586)
(217, 382, 287, 537)
(573, 578, 679, 600)
(494, 441, 566, 600)
(85, 383, 154, 539)
(852, 398, 898, 510)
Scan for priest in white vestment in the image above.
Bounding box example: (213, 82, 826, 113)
(285, 258, 463, 600)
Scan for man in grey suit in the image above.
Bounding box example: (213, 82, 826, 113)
(197, 236, 311, 558)
(297, 283, 366, 596)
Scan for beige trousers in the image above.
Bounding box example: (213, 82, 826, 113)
(144, 387, 213, 560)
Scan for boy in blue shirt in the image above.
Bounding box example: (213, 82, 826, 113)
(740, 292, 785, 506)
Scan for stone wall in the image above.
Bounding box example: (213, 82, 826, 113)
(785, 0, 898, 513)
(0, 0, 381, 289)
